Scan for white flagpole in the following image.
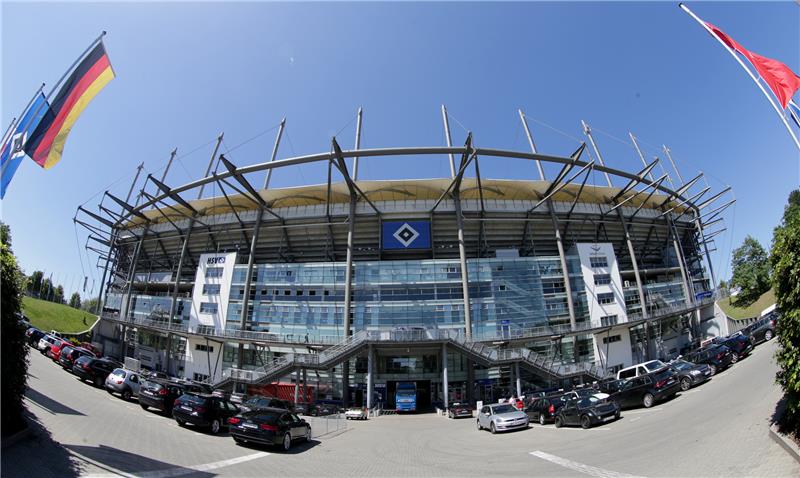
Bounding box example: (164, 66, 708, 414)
(679, 3, 800, 152)
(1, 118, 18, 149)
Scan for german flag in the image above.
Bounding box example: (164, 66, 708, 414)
(25, 42, 114, 169)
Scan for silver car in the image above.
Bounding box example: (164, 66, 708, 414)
(37, 335, 59, 354)
(105, 368, 141, 401)
(476, 403, 529, 434)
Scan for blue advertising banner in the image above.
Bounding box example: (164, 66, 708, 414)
(382, 221, 431, 250)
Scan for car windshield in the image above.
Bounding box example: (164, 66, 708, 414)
(180, 394, 207, 405)
(111, 368, 125, 377)
(491, 404, 516, 414)
(578, 396, 601, 408)
(574, 389, 593, 397)
(644, 360, 666, 372)
(672, 361, 693, 371)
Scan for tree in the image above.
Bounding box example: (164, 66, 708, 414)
(81, 297, 100, 313)
(772, 189, 800, 434)
(729, 236, 771, 306)
(69, 292, 82, 309)
(28, 270, 43, 296)
(0, 222, 29, 434)
(40, 278, 53, 301)
(54, 285, 65, 304)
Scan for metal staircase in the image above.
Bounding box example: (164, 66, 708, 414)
(214, 328, 604, 389)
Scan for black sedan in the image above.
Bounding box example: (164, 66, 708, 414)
(712, 334, 753, 363)
(173, 393, 240, 434)
(610, 369, 681, 409)
(229, 408, 312, 451)
(447, 402, 473, 419)
(684, 344, 734, 375)
(669, 359, 712, 391)
(554, 396, 620, 429)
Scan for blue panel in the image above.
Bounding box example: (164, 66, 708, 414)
(382, 221, 431, 250)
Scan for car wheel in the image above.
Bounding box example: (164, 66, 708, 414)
(106, 388, 114, 395)
(554, 416, 563, 428)
(680, 377, 691, 391)
(94, 377, 103, 387)
(476, 420, 482, 431)
(233, 436, 244, 445)
(643, 393, 655, 408)
(282, 432, 292, 451)
(708, 365, 717, 376)
(176, 418, 185, 427)
(615, 411, 620, 420)
(539, 414, 546, 426)
(305, 426, 312, 442)
(765, 330, 774, 341)
(210, 419, 221, 434)
(140, 403, 149, 411)
(121, 389, 132, 401)
(490, 422, 497, 434)
(580, 415, 591, 429)
(730, 352, 739, 364)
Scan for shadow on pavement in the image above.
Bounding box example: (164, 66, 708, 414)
(1, 410, 83, 478)
(64, 444, 215, 477)
(25, 388, 85, 416)
(235, 438, 321, 455)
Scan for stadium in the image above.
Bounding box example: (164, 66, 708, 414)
(83, 112, 729, 411)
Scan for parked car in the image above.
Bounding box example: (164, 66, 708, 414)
(524, 394, 569, 425)
(139, 378, 210, 415)
(712, 334, 753, 363)
(26, 327, 45, 347)
(684, 344, 734, 376)
(228, 407, 311, 451)
(58, 346, 96, 371)
(172, 393, 240, 434)
(596, 378, 627, 395)
(345, 407, 368, 420)
(609, 369, 681, 409)
(105, 368, 142, 401)
(743, 315, 779, 344)
(37, 335, 59, 354)
(555, 396, 620, 429)
(307, 402, 337, 416)
(616, 360, 669, 380)
(476, 403, 529, 434)
(230, 393, 248, 406)
(669, 359, 712, 391)
(563, 387, 610, 401)
(239, 395, 293, 413)
(73, 356, 122, 387)
(447, 402, 473, 419)
(48, 339, 73, 362)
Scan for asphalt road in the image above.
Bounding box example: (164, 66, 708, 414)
(4, 338, 799, 477)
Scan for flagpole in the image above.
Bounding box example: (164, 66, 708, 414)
(46, 31, 107, 99)
(679, 3, 800, 152)
(1, 118, 18, 149)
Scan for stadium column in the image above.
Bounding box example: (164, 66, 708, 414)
(548, 206, 577, 331)
(366, 344, 373, 411)
(668, 217, 693, 306)
(442, 343, 449, 412)
(342, 194, 357, 408)
(453, 188, 473, 338)
(515, 362, 522, 398)
(617, 196, 651, 360)
(294, 369, 300, 404)
(238, 208, 264, 370)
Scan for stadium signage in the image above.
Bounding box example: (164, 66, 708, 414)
(382, 221, 431, 250)
(207, 256, 226, 265)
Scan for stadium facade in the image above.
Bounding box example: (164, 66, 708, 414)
(84, 119, 729, 409)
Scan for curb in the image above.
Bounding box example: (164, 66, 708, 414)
(770, 422, 800, 464)
(0, 425, 32, 449)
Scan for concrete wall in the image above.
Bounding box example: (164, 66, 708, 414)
(573, 243, 629, 328)
(188, 252, 237, 332)
(183, 336, 225, 382)
(593, 324, 634, 371)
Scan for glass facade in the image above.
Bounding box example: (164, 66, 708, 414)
(225, 256, 590, 339)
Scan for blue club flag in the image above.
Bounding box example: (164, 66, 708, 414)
(1, 92, 50, 199)
(789, 100, 800, 130)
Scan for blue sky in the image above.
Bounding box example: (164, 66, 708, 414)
(2, 1, 799, 300)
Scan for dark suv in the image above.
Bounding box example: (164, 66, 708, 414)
(609, 369, 681, 409)
(239, 395, 293, 413)
(173, 393, 240, 434)
(524, 394, 569, 425)
(711, 334, 753, 363)
(72, 356, 122, 387)
(743, 315, 779, 344)
(139, 379, 211, 416)
(684, 344, 733, 375)
(59, 346, 96, 371)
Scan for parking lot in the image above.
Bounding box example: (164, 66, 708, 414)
(4, 339, 799, 477)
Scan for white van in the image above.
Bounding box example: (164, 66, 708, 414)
(616, 360, 668, 380)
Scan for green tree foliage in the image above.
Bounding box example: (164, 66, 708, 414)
(27, 270, 43, 295)
(54, 285, 65, 304)
(730, 236, 771, 306)
(0, 222, 29, 434)
(69, 292, 82, 309)
(81, 297, 100, 313)
(773, 190, 800, 434)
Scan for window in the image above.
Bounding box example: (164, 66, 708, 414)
(589, 256, 608, 268)
(618, 368, 637, 379)
(199, 302, 218, 314)
(205, 267, 223, 278)
(202, 284, 221, 295)
(541, 279, 566, 295)
(608, 364, 624, 374)
(195, 344, 215, 353)
(600, 315, 618, 326)
(594, 274, 611, 286)
(602, 334, 622, 344)
(598, 293, 615, 305)
(193, 373, 210, 382)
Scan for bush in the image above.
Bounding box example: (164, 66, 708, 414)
(773, 190, 800, 434)
(0, 223, 29, 435)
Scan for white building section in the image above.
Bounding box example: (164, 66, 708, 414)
(573, 243, 629, 328)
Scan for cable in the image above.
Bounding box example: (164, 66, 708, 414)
(223, 122, 280, 155)
(446, 110, 469, 134)
(522, 114, 583, 144)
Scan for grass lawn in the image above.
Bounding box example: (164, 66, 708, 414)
(22, 296, 98, 334)
(717, 288, 776, 320)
